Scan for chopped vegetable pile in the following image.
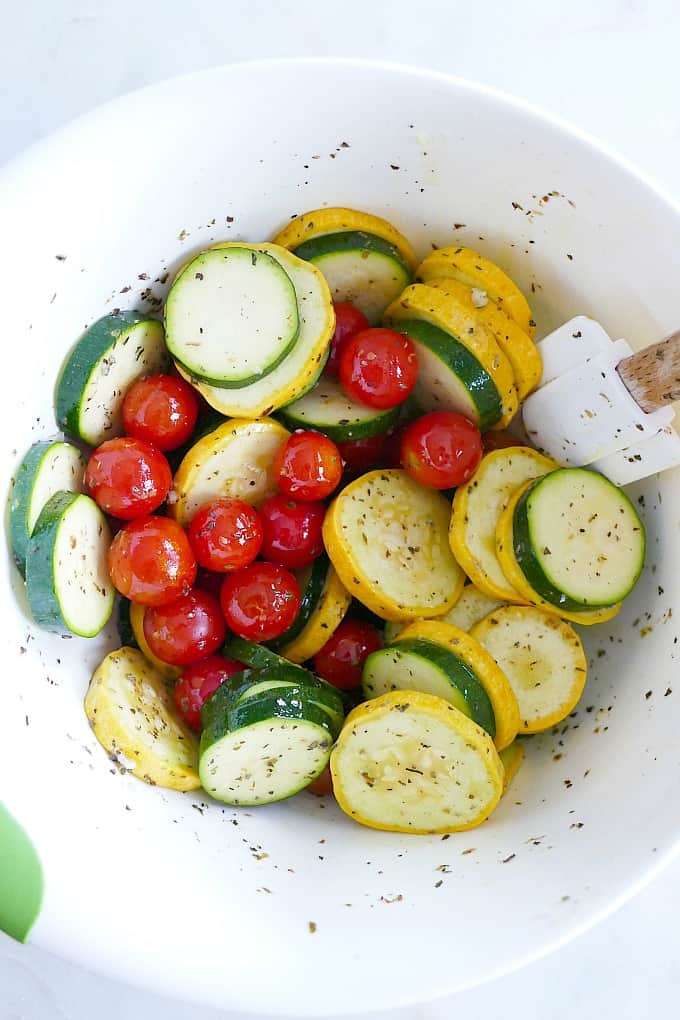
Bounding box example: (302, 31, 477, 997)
(8, 206, 646, 835)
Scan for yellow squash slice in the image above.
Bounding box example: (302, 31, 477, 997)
(416, 246, 534, 337)
(330, 690, 503, 834)
(322, 469, 465, 622)
(85, 647, 199, 791)
(273, 207, 417, 271)
(381, 584, 505, 642)
(499, 741, 524, 794)
(279, 566, 352, 663)
(451, 446, 558, 602)
(129, 602, 182, 683)
(168, 417, 289, 527)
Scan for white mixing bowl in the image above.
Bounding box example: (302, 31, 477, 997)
(1, 59, 679, 1015)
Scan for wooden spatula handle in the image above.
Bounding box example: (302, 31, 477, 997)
(616, 330, 680, 412)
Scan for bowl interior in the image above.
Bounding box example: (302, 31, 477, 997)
(1, 60, 679, 1016)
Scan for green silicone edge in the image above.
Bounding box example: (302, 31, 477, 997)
(0, 802, 44, 942)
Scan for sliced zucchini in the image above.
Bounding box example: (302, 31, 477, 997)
(199, 683, 333, 805)
(269, 556, 329, 650)
(450, 447, 559, 602)
(129, 602, 182, 682)
(362, 638, 496, 738)
(384, 284, 518, 429)
(416, 246, 534, 337)
(396, 620, 519, 750)
(168, 417, 289, 527)
(278, 563, 352, 663)
(323, 469, 464, 621)
(499, 741, 524, 794)
(175, 243, 334, 417)
(85, 647, 199, 791)
(165, 246, 299, 387)
(223, 636, 307, 675)
(56, 312, 168, 445)
(510, 468, 646, 610)
(25, 492, 114, 637)
(424, 277, 541, 399)
(229, 678, 345, 739)
(330, 690, 503, 834)
(278, 376, 399, 442)
(9, 440, 86, 575)
(117, 598, 138, 650)
(445, 584, 506, 632)
(472, 606, 587, 733)
(495, 482, 623, 626)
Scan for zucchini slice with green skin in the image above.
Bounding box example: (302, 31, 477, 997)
(55, 312, 167, 445)
(330, 690, 503, 834)
(223, 637, 306, 674)
(165, 247, 299, 387)
(9, 440, 86, 575)
(278, 376, 399, 441)
(199, 684, 333, 805)
(268, 556, 329, 650)
(498, 741, 524, 793)
(292, 231, 411, 325)
(26, 492, 114, 637)
(230, 681, 345, 739)
(278, 563, 352, 663)
(362, 638, 496, 738)
(512, 468, 645, 610)
(117, 598, 139, 650)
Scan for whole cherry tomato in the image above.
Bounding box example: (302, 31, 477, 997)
(143, 588, 226, 666)
(273, 431, 343, 501)
(174, 654, 244, 730)
(84, 437, 171, 519)
(220, 562, 300, 642)
(336, 432, 389, 477)
(187, 498, 263, 572)
(122, 374, 200, 451)
(313, 619, 383, 690)
(482, 429, 522, 453)
(338, 328, 418, 410)
(326, 302, 370, 377)
(108, 515, 197, 606)
(400, 411, 482, 489)
(259, 494, 325, 570)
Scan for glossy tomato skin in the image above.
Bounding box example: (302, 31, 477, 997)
(338, 328, 418, 410)
(143, 588, 226, 666)
(187, 498, 263, 572)
(259, 494, 325, 570)
(108, 515, 197, 606)
(273, 431, 343, 501)
(326, 302, 370, 377)
(122, 374, 200, 452)
(400, 411, 483, 489)
(220, 562, 300, 642)
(174, 654, 244, 730)
(313, 619, 384, 690)
(336, 432, 389, 477)
(84, 437, 172, 519)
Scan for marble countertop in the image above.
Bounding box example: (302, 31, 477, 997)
(3, 1, 680, 1016)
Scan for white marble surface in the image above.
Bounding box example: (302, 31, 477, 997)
(2, 1, 680, 1016)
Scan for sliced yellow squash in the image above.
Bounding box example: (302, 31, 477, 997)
(168, 417, 289, 527)
(495, 482, 623, 625)
(424, 277, 541, 398)
(451, 446, 559, 602)
(330, 690, 503, 834)
(416, 246, 534, 337)
(444, 584, 507, 632)
(396, 620, 519, 750)
(129, 602, 182, 682)
(384, 283, 518, 429)
(279, 565, 352, 663)
(85, 647, 199, 791)
(499, 741, 524, 793)
(322, 469, 465, 622)
(472, 606, 587, 732)
(273, 207, 417, 271)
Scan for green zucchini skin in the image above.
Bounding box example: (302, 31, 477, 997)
(223, 638, 308, 675)
(293, 230, 408, 267)
(392, 318, 503, 431)
(268, 556, 329, 650)
(117, 598, 139, 650)
(278, 378, 399, 442)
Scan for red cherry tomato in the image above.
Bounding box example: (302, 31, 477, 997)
(259, 494, 325, 570)
(108, 515, 197, 606)
(482, 429, 522, 453)
(400, 411, 483, 489)
(338, 328, 418, 410)
(84, 437, 171, 519)
(122, 374, 200, 452)
(326, 302, 370, 377)
(306, 765, 334, 797)
(273, 431, 343, 501)
(381, 427, 405, 469)
(143, 588, 226, 666)
(336, 433, 389, 477)
(220, 562, 300, 642)
(187, 498, 263, 572)
(174, 654, 244, 730)
(313, 619, 383, 690)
